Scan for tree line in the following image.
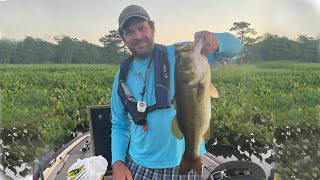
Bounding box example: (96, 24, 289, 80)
(0, 22, 319, 64)
(229, 22, 319, 63)
(0, 30, 129, 64)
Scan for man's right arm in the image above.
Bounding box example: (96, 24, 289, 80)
(111, 72, 133, 179)
(111, 72, 131, 165)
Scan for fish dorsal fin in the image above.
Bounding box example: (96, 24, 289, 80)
(171, 116, 184, 139)
(210, 83, 219, 98)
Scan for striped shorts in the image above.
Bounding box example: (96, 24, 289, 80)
(126, 156, 202, 180)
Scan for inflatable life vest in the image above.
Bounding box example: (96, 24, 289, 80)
(117, 44, 171, 126)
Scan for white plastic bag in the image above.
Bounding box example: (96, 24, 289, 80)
(66, 155, 108, 180)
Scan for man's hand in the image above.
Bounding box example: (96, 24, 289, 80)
(194, 30, 219, 55)
(112, 161, 133, 180)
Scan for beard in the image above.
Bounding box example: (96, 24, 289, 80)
(127, 38, 155, 60)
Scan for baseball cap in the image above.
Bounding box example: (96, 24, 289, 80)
(118, 5, 150, 29)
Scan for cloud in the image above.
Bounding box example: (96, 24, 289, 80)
(0, 0, 7, 2)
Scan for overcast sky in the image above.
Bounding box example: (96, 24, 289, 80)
(0, 0, 319, 45)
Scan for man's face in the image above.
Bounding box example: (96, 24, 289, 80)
(122, 19, 155, 60)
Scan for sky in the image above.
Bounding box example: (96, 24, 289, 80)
(0, 0, 319, 46)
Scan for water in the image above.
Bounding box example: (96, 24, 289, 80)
(216, 150, 275, 178)
(2, 164, 32, 180)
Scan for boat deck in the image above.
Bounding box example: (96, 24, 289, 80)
(40, 132, 222, 180)
(34, 105, 223, 180)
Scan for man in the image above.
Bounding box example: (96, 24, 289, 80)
(111, 5, 243, 180)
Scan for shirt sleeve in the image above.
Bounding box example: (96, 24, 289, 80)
(206, 32, 244, 62)
(111, 72, 131, 165)
(169, 32, 243, 62)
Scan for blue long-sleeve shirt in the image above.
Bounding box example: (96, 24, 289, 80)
(111, 32, 243, 168)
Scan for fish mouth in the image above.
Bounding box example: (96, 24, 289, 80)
(175, 43, 193, 52)
(175, 37, 204, 53)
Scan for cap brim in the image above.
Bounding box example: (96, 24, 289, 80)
(120, 15, 149, 29)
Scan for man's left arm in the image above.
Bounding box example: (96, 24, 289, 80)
(194, 31, 244, 62)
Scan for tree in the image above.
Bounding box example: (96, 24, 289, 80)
(54, 36, 76, 64)
(230, 22, 261, 46)
(246, 33, 319, 63)
(230, 21, 262, 63)
(12, 36, 57, 64)
(0, 39, 17, 64)
(99, 30, 128, 64)
(72, 40, 103, 64)
(15, 36, 38, 64)
(258, 34, 296, 60)
(34, 38, 56, 64)
(54, 36, 104, 64)
(296, 35, 319, 62)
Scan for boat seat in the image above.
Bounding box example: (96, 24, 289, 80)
(87, 105, 113, 176)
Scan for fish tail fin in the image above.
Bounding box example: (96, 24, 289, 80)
(179, 153, 192, 175)
(179, 154, 203, 175)
(193, 156, 203, 175)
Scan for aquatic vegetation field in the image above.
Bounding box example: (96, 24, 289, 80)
(0, 62, 319, 179)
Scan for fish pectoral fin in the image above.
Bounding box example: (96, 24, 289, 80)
(187, 78, 199, 87)
(171, 116, 184, 139)
(210, 83, 219, 98)
(187, 74, 203, 87)
(203, 126, 211, 143)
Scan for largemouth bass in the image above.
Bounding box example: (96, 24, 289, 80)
(172, 37, 218, 175)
